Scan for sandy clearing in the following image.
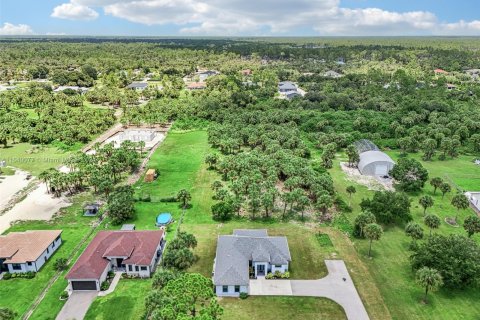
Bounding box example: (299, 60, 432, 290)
(0, 183, 71, 234)
(0, 169, 30, 212)
(340, 162, 394, 191)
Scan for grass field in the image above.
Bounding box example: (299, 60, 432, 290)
(0, 143, 73, 176)
(220, 296, 346, 320)
(330, 151, 480, 320)
(84, 280, 151, 320)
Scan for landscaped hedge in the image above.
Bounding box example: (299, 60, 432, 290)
(265, 271, 290, 280)
(2, 271, 36, 280)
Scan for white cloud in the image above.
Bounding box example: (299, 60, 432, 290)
(51, 2, 99, 21)
(46, 32, 68, 35)
(51, 0, 480, 35)
(0, 22, 34, 35)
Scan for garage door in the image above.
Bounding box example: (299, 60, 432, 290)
(71, 281, 97, 290)
(375, 164, 388, 176)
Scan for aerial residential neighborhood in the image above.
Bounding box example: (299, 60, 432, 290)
(1, 1, 480, 320)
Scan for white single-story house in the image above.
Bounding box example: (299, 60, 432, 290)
(213, 229, 291, 297)
(354, 139, 395, 177)
(126, 82, 148, 91)
(66, 230, 165, 291)
(0, 230, 62, 274)
(324, 70, 343, 78)
(278, 81, 298, 93)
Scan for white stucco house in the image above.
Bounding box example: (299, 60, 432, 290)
(66, 230, 165, 291)
(213, 229, 291, 297)
(0, 230, 62, 274)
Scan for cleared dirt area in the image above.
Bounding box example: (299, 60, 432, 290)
(0, 169, 30, 213)
(340, 162, 394, 191)
(0, 182, 71, 234)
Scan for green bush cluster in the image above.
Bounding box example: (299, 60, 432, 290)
(265, 271, 290, 279)
(2, 271, 36, 280)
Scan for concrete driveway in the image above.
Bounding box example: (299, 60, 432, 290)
(56, 291, 97, 320)
(249, 278, 293, 295)
(249, 260, 369, 320)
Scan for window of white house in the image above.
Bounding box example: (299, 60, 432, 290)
(128, 265, 133, 271)
(222, 286, 228, 293)
(12, 264, 22, 270)
(275, 265, 282, 268)
(140, 266, 147, 271)
(135, 266, 139, 271)
(234, 285, 240, 293)
(27, 262, 32, 266)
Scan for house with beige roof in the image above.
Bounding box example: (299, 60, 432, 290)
(66, 230, 165, 291)
(0, 230, 62, 274)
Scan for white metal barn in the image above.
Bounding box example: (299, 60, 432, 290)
(354, 140, 395, 176)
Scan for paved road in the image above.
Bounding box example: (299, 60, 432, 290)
(56, 291, 97, 320)
(249, 260, 369, 320)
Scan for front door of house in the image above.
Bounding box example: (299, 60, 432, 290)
(257, 264, 265, 276)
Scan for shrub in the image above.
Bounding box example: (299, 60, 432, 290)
(274, 271, 282, 278)
(265, 273, 274, 279)
(239, 292, 249, 299)
(60, 291, 69, 300)
(211, 201, 233, 221)
(25, 271, 36, 279)
(334, 196, 352, 213)
(54, 258, 68, 271)
(107, 271, 115, 278)
(2, 273, 12, 280)
(100, 281, 110, 291)
(281, 272, 290, 279)
(159, 197, 178, 203)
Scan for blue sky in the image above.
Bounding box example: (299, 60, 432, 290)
(1, 0, 480, 36)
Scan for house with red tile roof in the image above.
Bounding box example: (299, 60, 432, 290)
(434, 68, 448, 74)
(66, 230, 165, 291)
(0, 230, 62, 274)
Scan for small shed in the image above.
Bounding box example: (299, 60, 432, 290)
(84, 203, 101, 216)
(144, 169, 156, 182)
(121, 224, 136, 231)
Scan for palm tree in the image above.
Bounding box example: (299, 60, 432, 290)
(451, 193, 470, 221)
(415, 267, 443, 304)
(405, 222, 424, 247)
(364, 223, 383, 258)
(424, 214, 441, 236)
(429, 177, 443, 195)
(419, 195, 434, 216)
(346, 186, 356, 206)
(177, 189, 192, 209)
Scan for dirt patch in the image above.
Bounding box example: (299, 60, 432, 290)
(340, 162, 394, 191)
(0, 169, 31, 213)
(0, 182, 72, 234)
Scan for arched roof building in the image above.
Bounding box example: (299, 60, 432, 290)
(354, 140, 395, 176)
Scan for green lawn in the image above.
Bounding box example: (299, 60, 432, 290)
(84, 280, 151, 320)
(0, 143, 73, 176)
(220, 296, 346, 320)
(329, 152, 480, 320)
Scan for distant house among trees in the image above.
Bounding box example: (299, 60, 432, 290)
(126, 82, 148, 91)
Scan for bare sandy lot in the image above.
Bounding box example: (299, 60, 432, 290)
(340, 162, 394, 191)
(0, 169, 30, 213)
(0, 182, 71, 234)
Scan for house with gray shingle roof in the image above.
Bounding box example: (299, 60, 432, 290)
(212, 229, 291, 297)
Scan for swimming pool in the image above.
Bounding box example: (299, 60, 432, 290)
(156, 213, 173, 226)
